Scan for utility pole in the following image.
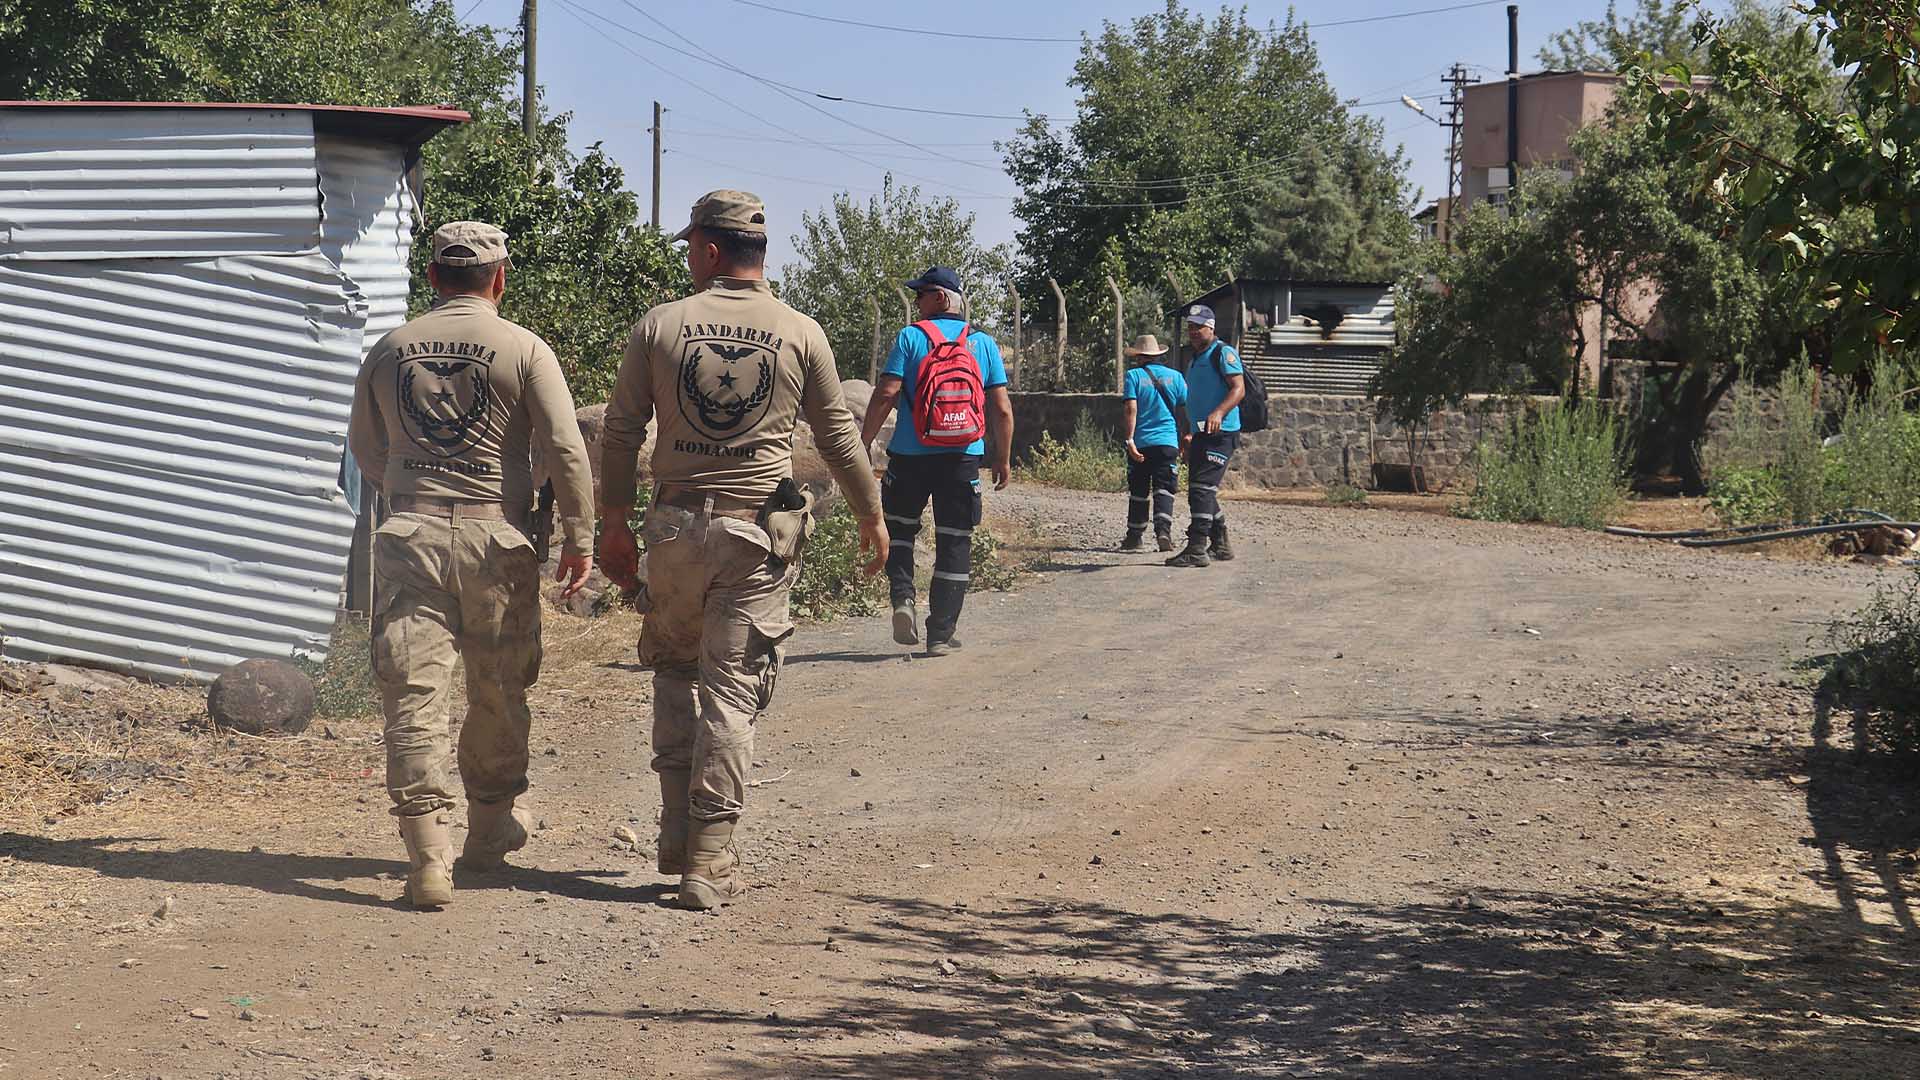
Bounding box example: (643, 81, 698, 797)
(522, 1, 538, 143)
(651, 101, 663, 230)
(1441, 63, 1477, 246)
(1506, 4, 1520, 210)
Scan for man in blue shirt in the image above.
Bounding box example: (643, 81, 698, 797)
(1120, 334, 1188, 551)
(1168, 304, 1245, 568)
(859, 267, 1015, 655)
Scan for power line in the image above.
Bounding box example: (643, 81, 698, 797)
(724, 0, 1512, 44)
(668, 128, 1005, 149)
(592, 0, 1049, 123)
(601, 0, 1010, 180)
(670, 121, 1424, 211)
(556, 0, 997, 196)
(1309, 0, 1508, 29)
(728, 0, 1079, 43)
(663, 128, 1005, 166)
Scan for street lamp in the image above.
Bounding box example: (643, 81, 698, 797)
(1401, 95, 1445, 125)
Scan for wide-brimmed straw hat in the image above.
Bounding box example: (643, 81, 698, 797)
(1124, 334, 1170, 357)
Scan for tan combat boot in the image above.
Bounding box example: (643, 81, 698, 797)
(398, 810, 454, 909)
(657, 770, 690, 877)
(678, 818, 743, 910)
(460, 798, 531, 871)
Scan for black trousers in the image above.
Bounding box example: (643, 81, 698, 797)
(1126, 444, 1180, 534)
(1186, 431, 1239, 544)
(882, 452, 982, 643)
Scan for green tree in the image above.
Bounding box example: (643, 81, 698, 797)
(1242, 141, 1416, 282)
(1374, 119, 1800, 491)
(1002, 1, 1412, 316)
(1642, 1, 1920, 371)
(0, 0, 687, 402)
(780, 176, 1011, 381)
(1539, 0, 1697, 69)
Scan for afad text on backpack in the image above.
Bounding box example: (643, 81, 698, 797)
(910, 319, 988, 448)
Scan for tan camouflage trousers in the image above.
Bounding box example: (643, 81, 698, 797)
(638, 505, 797, 824)
(372, 512, 543, 818)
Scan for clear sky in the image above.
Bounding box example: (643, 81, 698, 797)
(453, 0, 1622, 272)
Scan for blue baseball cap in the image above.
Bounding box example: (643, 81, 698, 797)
(1186, 304, 1216, 327)
(904, 266, 964, 294)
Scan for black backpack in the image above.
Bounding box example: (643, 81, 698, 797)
(1207, 342, 1269, 434)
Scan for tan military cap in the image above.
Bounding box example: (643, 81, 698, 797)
(431, 221, 512, 267)
(672, 189, 767, 242)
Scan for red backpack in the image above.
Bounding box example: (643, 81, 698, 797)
(909, 319, 987, 448)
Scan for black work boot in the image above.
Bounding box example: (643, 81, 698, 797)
(1155, 530, 1175, 552)
(1165, 538, 1212, 568)
(1209, 522, 1234, 561)
(1120, 528, 1146, 551)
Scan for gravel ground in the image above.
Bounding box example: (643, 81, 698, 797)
(3, 483, 1917, 1080)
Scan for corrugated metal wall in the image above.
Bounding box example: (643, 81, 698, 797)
(0, 108, 319, 260)
(317, 135, 416, 345)
(0, 110, 416, 682)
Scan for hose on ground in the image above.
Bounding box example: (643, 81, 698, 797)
(1674, 521, 1920, 548)
(1605, 508, 1909, 545)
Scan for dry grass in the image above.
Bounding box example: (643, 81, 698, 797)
(0, 519, 1061, 944)
(0, 671, 393, 945)
(1224, 488, 1468, 517)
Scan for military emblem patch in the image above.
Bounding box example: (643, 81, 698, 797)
(397, 355, 493, 458)
(678, 337, 775, 442)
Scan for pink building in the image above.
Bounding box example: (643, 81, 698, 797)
(1448, 70, 1709, 388)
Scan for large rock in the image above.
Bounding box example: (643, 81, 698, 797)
(208, 659, 315, 735)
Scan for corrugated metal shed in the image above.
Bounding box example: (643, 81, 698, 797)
(1175, 278, 1396, 396)
(0, 103, 461, 682)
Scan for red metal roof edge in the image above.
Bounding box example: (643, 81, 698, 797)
(0, 100, 469, 121)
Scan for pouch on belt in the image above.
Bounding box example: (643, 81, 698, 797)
(758, 478, 816, 568)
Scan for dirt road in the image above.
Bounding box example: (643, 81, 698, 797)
(4, 487, 1918, 1079)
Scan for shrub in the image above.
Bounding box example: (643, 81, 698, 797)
(1017, 409, 1127, 492)
(1706, 465, 1789, 526)
(294, 615, 379, 721)
(1822, 566, 1920, 767)
(968, 526, 1021, 592)
(1773, 359, 1829, 524)
(789, 503, 889, 622)
(1324, 483, 1368, 506)
(1464, 400, 1628, 528)
(1830, 359, 1920, 520)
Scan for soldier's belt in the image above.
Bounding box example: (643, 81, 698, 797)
(654, 489, 761, 522)
(389, 495, 522, 522)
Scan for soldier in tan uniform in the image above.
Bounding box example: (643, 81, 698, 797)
(347, 221, 596, 909)
(598, 191, 885, 910)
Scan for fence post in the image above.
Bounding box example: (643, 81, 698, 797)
(1048, 276, 1067, 385)
(1008, 284, 1023, 390)
(1106, 274, 1125, 393)
(867, 294, 883, 384)
(896, 285, 914, 326)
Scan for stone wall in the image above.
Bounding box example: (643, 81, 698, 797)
(1009, 391, 1534, 491)
(1008, 393, 1127, 462)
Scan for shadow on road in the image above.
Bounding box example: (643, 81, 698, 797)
(0, 832, 664, 908)
(583, 884, 1920, 1078)
(784, 651, 905, 666)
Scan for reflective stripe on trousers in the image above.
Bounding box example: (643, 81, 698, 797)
(1186, 432, 1239, 543)
(1127, 443, 1180, 531)
(882, 451, 982, 643)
